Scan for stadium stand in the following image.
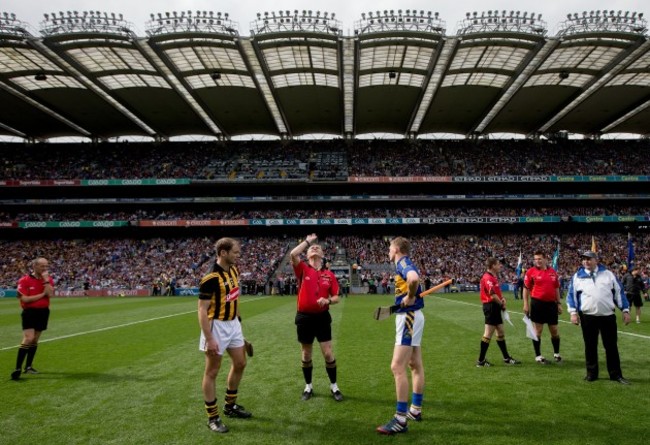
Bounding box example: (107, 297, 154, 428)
(2, 8, 650, 297)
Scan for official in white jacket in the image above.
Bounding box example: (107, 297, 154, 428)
(567, 250, 631, 384)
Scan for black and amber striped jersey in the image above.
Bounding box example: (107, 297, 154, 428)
(199, 264, 240, 321)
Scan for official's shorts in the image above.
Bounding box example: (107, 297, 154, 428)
(483, 302, 503, 326)
(530, 298, 559, 325)
(295, 311, 332, 344)
(21, 308, 50, 331)
(395, 310, 424, 347)
(199, 318, 244, 356)
(627, 293, 644, 308)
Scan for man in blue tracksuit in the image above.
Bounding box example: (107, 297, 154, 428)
(566, 250, 631, 384)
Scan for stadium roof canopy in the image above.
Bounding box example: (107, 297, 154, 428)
(0, 8, 649, 141)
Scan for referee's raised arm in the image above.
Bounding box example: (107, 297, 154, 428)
(290, 234, 318, 266)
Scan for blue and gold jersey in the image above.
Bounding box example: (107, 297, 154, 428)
(394, 256, 424, 313)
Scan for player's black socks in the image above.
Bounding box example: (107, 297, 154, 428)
(532, 339, 542, 356)
(205, 399, 219, 419)
(224, 388, 237, 407)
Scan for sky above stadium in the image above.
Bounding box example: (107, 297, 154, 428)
(4, 0, 647, 36)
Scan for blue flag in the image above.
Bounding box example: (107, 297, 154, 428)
(552, 242, 560, 271)
(515, 251, 522, 278)
(627, 233, 635, 269)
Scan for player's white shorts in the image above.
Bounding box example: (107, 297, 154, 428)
(199, 318, 244, 355)
(395, 310, 425, 347)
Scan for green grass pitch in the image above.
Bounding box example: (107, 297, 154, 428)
(1, 293, 648, 445)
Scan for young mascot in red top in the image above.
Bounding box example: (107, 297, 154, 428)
(522, 250, 563, 364)
(476, 257, 520, 367)
(290, 233, 343, 402)
(11, 257, 54, 380)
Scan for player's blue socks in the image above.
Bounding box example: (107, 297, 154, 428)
(396, 401, 408, 422)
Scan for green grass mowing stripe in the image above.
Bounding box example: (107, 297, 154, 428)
(434, 293, 650, 340)
(1, 294, 648, 445)
(0, 296, 274, 350)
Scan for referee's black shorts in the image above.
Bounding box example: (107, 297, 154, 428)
(295, 311, 332, 344)
(482, 302, 503, 326)
(21, 308, 50, 331)
(530, 298, 559, 325)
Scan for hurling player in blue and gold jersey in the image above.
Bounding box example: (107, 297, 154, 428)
(377, 237, 425, 435)
(198, 237, 252, 433)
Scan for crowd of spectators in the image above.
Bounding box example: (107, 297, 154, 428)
(2, 139, 649, 295)
(1, 233, 647, 294)
(0, 237, 289, 294)
(337, 233, 650, 286)
(2, 139, 650, 180)
(2, 205, 649, 223)
(346, 139, 650, 176)
(0, 141, 346, 181)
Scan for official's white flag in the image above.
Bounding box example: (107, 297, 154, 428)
(523, 315, 538, 341)
(502, 309, 514, 326)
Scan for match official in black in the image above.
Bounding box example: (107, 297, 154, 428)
(11, 257, 54, 380)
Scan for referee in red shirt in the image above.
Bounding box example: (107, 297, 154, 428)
(523, 250, 563, 364)
(11, 257, 54, 380)
(476, 257, 520, 367)
(290, 234, 343, 402)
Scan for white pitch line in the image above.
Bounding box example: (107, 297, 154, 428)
(0, 296, 270, 351)
(0, 310, 195, 351)
(435, 295, 650, 340)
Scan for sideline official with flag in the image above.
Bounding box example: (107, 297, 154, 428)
(515, 251, 523, 278)
(627, 233, 635, 269)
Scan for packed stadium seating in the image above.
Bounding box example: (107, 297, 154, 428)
(2, 139, 650, 180)
(1, 139, 648, 295)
